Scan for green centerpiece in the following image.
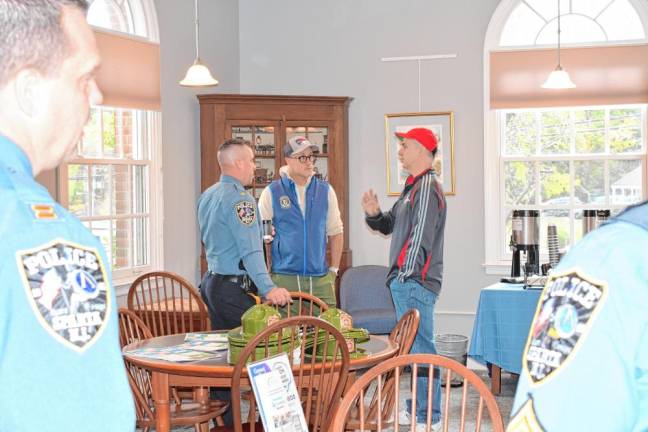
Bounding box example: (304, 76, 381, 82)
(227, 304, 300, 364)
(313, 308, 369, 359)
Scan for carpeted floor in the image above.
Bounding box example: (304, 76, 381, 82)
(140, 369, 518, 431)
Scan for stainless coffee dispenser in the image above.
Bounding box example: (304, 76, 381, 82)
(510, 210, 540, 277)
(583, 210, 610, 235)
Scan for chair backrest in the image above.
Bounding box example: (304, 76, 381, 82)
(274, 291, 330, 317)
(127, 271, 208, 337)
(339, 265, 397, 334)
(118, 307, 154, 348)
(390, 308, 420, 356)
(231, 316, 350, 432)
(118, 308, 155, 424)
(339, 265, 390, 311)
(330, 353, 505, 432)
(346, 309, 421, 430)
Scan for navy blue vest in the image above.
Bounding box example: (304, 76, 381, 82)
(269, 175, 329, 276)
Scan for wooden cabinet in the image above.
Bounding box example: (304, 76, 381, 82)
(197, 94, 353, 276)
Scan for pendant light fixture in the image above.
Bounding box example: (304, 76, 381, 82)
(179, 0, 218, 87)
(541, 0, 575, 89)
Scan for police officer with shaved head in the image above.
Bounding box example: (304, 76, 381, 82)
(198, 138, 292, 426)
(0, 1, 134, 430)
(198, 138, 292, 331)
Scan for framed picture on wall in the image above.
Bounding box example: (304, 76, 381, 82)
(384, 111, 455, 196)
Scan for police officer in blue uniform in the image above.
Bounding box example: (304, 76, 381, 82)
(508, 201, 648, 432)
(0, 1, 135, 431)
(198, 138, 292, 331)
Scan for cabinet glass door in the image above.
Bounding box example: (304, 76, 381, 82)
(231, 125, 277, 199)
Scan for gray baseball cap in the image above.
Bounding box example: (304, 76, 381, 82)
(284, 136, 319, 157)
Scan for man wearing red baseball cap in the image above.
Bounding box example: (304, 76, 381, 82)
(362, 127, 447, 431)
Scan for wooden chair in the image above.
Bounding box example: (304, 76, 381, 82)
(273, 291, 330, 317)
(118, 309, 228, 432)
(218, 316, 350, 432)
(330, 353, 505, 432)
(127, 271, 209, 337)
(346, 309, 420, 430)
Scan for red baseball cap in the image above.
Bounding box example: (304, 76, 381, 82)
(395, 127, 438, 152)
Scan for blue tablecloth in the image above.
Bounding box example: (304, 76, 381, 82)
(468, 283, 542, 374)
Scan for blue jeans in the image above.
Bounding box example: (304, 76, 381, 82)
(389, 278, 441, 424)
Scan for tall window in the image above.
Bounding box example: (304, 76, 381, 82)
(60, 0, 160, 285)
(484, 0, 648, 272)
(500, 105, 645, 258)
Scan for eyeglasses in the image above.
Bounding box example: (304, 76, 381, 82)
(292, 154, 317, 164)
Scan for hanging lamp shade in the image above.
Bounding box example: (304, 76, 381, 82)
(541, 0, 575, 89)
(180, 58, 218, 87)
(542, 65, 575, 89)
(179, 0, 218, 87)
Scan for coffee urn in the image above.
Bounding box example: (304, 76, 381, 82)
(510, 210, 540, 277)
(583, 209, 610, 235)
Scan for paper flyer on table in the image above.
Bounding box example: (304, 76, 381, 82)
(248, 353, 308, 432)
(185, 332, 229, 343)
(124, 345, 218, 362)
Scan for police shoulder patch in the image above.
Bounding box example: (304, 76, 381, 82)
(523, 268, 607, 385)
(235, 200, 256, 225)
(279, 195, 291, 209)
(16, 239, 111, 353)
(507, 398, 546, 432)
(30, 203, 57, 220)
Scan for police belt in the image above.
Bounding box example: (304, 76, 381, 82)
(209, 271, 257, 293)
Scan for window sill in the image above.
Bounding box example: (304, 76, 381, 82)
(482, 262, 512, 275)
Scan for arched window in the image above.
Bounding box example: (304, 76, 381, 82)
(60, 0, 161, 289)
(87, 0, 159, 42)
(483, 0, 648, 274)
(499, 0, 647, 47)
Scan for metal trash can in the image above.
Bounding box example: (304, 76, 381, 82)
(435, 334, 469, 387)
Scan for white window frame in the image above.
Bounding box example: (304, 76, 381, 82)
(488, 106, 647, 271)
(483, 0, 648, 275)
(56, 0, 162, 293)
(59, 109, 163, 288)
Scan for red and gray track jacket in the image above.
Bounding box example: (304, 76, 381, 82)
(365, 169, 446, 294)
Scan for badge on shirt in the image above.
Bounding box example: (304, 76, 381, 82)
(523, 269, 607, 385)
(16, 239, 111, 353)
(279, 195, 291, 209)
(235, 200, 256, 225)
(507, 398, 546, 432)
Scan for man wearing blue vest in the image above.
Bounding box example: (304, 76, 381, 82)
(258, 136, 344, 308)
(0, 1, 135, 430)
(507, 201, 648, 432)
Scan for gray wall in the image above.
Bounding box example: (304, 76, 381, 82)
(237, 0, 501, 337)
(155, 0, 240, 284)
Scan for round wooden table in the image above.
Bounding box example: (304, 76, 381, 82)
(123, 333, 398, 431)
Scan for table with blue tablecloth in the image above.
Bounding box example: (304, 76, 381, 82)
(468, 282, 542, 394)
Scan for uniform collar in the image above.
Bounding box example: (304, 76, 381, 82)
(220, 174, 245, 190)
(0, 135, 33, 177)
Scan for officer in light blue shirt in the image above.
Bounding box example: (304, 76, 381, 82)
(508, 201, 648, 432)
(198, 138, 291, 330)
(0, 1, 134, 431)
